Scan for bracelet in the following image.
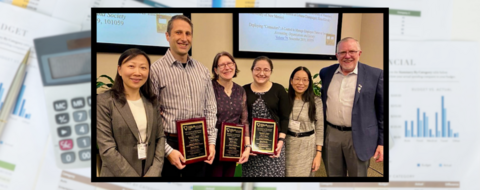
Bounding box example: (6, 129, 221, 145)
(278, 138, 285, 142)
(316, 150, 322, 153)
(244, 144, 252, 149)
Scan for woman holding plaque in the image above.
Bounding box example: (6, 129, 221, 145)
(242, 56, 292, 177)
(285, 66, 324, 177)
(206, 51, 251, 177)
(97, 48, 165, 177)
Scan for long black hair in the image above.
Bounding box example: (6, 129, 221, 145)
(288, 66, 316, 122)
(110, 48, 157, 106)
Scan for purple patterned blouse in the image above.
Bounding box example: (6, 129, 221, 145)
(212, 80, 250, 138)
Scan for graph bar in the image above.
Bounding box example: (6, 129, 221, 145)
(0, 82, 4, 101)
(423, 112, 426, 137)
(405, 121, 408, 137)
(19, 99, 25, 117)
(417, 108, 420, 138)
(454, 133, 458, 138)
(25, 114, 30, 119)
(448, 121, 451, 137)
(411, 121, 414, 137)
(424, 116, 427, 137)
(425, 116, 431, 137)
(12, 85, 26, 115)
(0, 160, 15, 171)
(436, 112, 438, 137)
(442, 96, 446, 137)
(420, 119, 424, 137)
(430, 129, 432, 137)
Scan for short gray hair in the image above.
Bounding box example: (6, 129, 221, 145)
(337, 37, 361, 52)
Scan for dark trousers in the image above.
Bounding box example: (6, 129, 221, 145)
(161, 136, 206, 177)
(323, 124, 370, 177)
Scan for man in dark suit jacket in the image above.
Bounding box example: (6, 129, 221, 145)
(319, 37, 383, 177)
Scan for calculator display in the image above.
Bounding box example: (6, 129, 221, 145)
(48, 51, 91, 79)
(38, 48, 91, 86)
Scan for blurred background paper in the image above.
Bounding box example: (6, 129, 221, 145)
(302, 0, 453, 40)
(389, 41, 480, 189)
(0, 0, 57, 16)
(51, 0, 150, 30)
(0, 2, 80, 190)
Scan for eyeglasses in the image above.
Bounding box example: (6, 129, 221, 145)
(218, 62, 235, 69)
(253, 68, 271, 73)
(337, 50, 359, 56)
(293, 78, 308, 84)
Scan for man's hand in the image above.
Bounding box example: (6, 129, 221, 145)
(205, 144, 215, 164)
(373, 145, 384, 162)
(167, 150, 186, 169)
(238, 147, 251, 164)
(269, 141, 284, 158)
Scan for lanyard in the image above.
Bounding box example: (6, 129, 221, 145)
(291, 101, 306, 121)
(138, 131, 144, 144)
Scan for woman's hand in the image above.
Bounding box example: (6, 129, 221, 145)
(238, 147, 251, 164)
(269, 140, 284, 158)
(312, 153, 322, 172)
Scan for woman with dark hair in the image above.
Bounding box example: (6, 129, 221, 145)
(242, 56, 292, 177)
(285, 66, 323, 177)
(206, 51, 250, 177)
(97, 48, 165, 177)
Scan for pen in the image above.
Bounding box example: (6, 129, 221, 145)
(0, 48, 30, 137)
(242, 182, 253, 190)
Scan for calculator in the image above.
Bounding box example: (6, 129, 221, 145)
(33, 31, 91, 169)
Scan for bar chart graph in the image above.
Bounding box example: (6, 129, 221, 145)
(404, 96, 458, 138)
(0, 73, 31, 120)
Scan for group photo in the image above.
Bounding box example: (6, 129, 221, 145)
(94, 10, 386, 180)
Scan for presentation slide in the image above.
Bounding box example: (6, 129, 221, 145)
(96, 13, 182, 47)
(238, 13, 339, 55)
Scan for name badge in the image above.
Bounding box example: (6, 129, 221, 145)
(137, 143, 147, 160)
(289, 120, 300, 131)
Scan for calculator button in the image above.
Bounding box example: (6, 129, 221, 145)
(77, 137, 90, 148)
(79, 149, 91, 161)
(73, 110, 87, 122)
(59, 139, 73, 150)
(75, 123, 89, 135)
(57, 126, 71, 137)
(89, 109, 91, 119)
(53, 100, 68, 111)
(61, 152, 76, 164)
(55, 113, 69, 124)
(87, 96, 91, 106)
(71, 97, 85, 109)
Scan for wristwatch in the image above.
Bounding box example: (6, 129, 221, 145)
(244, 144, 252, 149)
